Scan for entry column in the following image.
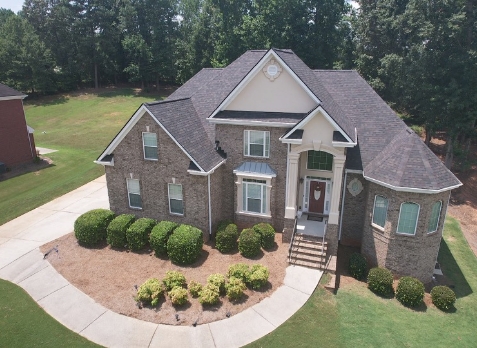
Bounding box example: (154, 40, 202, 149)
(285, 152, 300, 219)
(329, 155, 346, 224)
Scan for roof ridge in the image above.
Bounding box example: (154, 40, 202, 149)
(145, 97, 190, 106)
(313, 69, 355, 72)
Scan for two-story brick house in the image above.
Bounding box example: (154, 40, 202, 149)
(96, 49, 461, 282)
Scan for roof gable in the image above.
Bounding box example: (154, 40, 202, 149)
(0, 83, 27, 100)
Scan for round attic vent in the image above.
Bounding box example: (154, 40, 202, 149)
(263, 59, 282, 81)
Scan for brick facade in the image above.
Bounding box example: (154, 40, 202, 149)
(340, 173, 368, 247)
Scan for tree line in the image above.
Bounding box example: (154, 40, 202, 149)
(0, 0, 475, 168)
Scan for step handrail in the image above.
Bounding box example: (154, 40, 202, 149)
(322, 220, 327, 263)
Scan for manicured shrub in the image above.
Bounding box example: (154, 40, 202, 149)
(167, 224, 204, 265)
(253, 223, 276, 250)
(215, 223, 238, 253)
(247, 264, 270, 290)
(188, 280, 203, 298)
(216, 220, 233, 233)
(126, 218, 156, 251)
(199, 283, 220, 305)
(348, 253, 368, 280)
(226, 277, 247, 300)
(162, 271, 186, 291)
(431, 285, 456, 311)
(396, 276, 425, 307)
(227, 263, 251, 283)
(74, 209, 115, 246)
(168, 286, 189, 306)
(367, 267, 394, 296)
(238, 228, 261, 258)
(207, 273, 226, 294)
(150, 221, 179, 257)
(135, 278, 163, 307)
(106, 214, 135, 248)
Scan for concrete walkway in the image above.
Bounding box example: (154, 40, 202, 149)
(0, 176, 323, 348)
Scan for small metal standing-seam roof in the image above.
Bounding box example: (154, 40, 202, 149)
(233, 162, 277, 177)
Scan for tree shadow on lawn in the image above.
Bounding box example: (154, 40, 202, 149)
(25, 94, 68, 106)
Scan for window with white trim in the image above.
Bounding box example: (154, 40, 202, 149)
(244, 130, 270, 158)
(242, 179, 267, 214)
(168, 183, 184, 215)
(428, 201, 442, 233)
(397, 202, 420, 235)
(372, 195, 388, 229)
(142, 132, 158, 160)
(127, 179, 142, 209)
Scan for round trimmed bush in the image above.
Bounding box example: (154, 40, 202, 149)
(135, 278, 163, 307)
(74, 209, 115, 246)
(247, 264, 269, 290)
(168, 286, 189, 306)
(253, 223, 276, 250)
(226, 277, 247, 300)
(216, 220, 233, 233)
(167, 224, 204, 265)
(150, 221, 179, 257)
(126, 218, 156, 251)
(227, 263, 250, 283)
(367, 267, 394, 296)
(215, 223, 238, 253)
(348, 253, 368, 280)
(238, 228, 261, 258)
(199, 283, 220, 305)
(431, 285, 456, 311)
(162, 271, 186, 291)
(207, 273, 226, 294)
(188, 280, 203, 298)
(107, 214, 135, 248)
(396, 276, 425, 307)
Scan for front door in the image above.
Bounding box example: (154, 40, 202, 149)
(309, 181, 326, 214)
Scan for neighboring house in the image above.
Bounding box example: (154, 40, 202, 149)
(96, 49, 461, 282)
(0, 83, 36, 169)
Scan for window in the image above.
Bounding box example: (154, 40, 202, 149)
(142, 132, 158, 160)
(244, 130, 270, 157)
(242, 179, 267, 214)
(127, 179, 142, 209)
(428, 201, 442, 233)
(168, 183, 184, 215)
(372, 195, 388, 228)
(307, 151, 333, 171)
(397, 202, 420, 235)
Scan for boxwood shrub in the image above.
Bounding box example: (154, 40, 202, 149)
(188, 280, 203, 298)
(199, 283, 220, 305)
(106, 214, 135, 248)
(238, 228, 261, 258)
(167, 224, 204, 265)
(226, 277, 247, 300)
(227, 263, 250, 283)
(168, 286, 189, 306)
(430, 285, 456, 311)
(247, 264, 269, 290)
(162, 271, 186, 291)
(396, 276, 425, 307)
(348, 253, 368, 280)
(135, 278, 163, 307)
(215, 223, 238, 253)
(207, 273, 226, 294)
(367, 267, 394, 296)
(126, 218, 156, 251)
(74, 209, 115, 246)
(253, 223, 276, 250)
(150, 221, 179, 257)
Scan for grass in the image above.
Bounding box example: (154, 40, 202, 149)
(0, 88, 166, 226)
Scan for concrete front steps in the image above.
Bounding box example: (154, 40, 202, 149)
(289, 234, 328, 269)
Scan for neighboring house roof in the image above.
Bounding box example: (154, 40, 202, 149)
(0, 83, 27, 99)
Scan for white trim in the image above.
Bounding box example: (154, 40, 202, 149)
(332, 141, 355, 148)
(142, 132, 158, 161)
(372, 195, 388, 229)
(168, 183, 184, 216)
(27, 125, 34, 133)
(303, 177, 331, 214)
(396, 202, 420, 236)
(0, 95, 27, 101)
(242, 179, 268, 215)
(427, 200, 442, 234)
(244, 130, 270, 158)
(280, 138, 302, 145)
(187, 159, 226, 176)
(94, 159, 115, 166)
(233, 171, 276, 179)
(208, 118, 296, 128)
(285, 144, 290, 208)
(127, 178, 142, 209)
(209, 49, 321, 119)
(363, 174, 462, 194)
(345, 169, 363, 174)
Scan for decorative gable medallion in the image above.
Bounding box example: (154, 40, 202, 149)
(347, 178, 363, 197)
(262, 59, 282, 81)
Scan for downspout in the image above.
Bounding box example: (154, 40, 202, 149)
(285, 144, 290, 208)
(338, 170, 348, 241)
(208, 173, 212, 241)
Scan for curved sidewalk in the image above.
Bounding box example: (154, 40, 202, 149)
(0, 176, 322, 348)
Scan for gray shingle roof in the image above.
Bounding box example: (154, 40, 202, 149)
(215, 110, 306, 123)
(0, 83, 25, 98)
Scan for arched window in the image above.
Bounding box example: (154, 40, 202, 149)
(372, 195, 388, 229)
(397, 202, 420, 235)
(428, 201, 442, 233)
(307, 151, 333, 171)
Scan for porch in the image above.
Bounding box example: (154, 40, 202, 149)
(296, 213, 327, 238)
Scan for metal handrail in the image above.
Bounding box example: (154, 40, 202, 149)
(321, 220, 327, 262)
(288, 217, 298, 263)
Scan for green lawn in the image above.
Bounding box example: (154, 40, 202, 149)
(0, 89, 165, 226)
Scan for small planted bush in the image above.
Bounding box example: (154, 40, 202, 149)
(431, 285, 456, 311)
(348, 253, 368, 280)
(162, 271, 186, 291)
(396, 276, 425, 307)
(215, 223, 238, 253)
(227, 263, 250, 283)
(74, 209, 115, 246)
(199, 283, 220, 305)
(126, 218, 156, 251)
(247, 264, 269, 290)
(150, 221, 179, 257)
(136, 278, 163, 307)
(226, 277, 247, 300)
(107, 214, 135, 248)
(253, 223, 276, 250)
(188, 280, 203, 298)
(238, 228, 261, 258)
(207, 273, 226, 294)
(168, 286, 188, 306)
(167, 224, 204, 265)
(367, 267, 394, 296)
